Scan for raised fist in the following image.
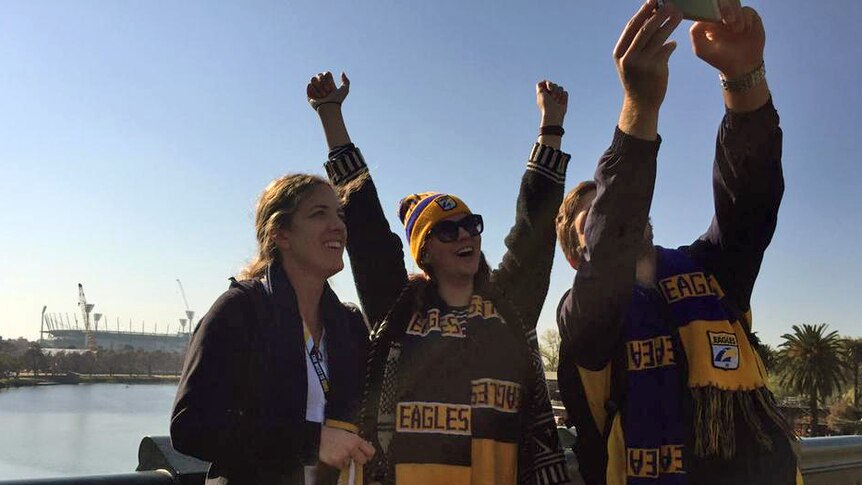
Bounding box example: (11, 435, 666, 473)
(307, 71, 350, 111)
(536, 80, 568, 126)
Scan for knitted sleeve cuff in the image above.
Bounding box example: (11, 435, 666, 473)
(324, 144, 368, 186)
(723, 97, 779, 133)
(608, 126, 662, 157)
(527, 143, 571, 185)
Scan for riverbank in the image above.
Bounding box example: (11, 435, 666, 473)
(0, 374, 180, 390)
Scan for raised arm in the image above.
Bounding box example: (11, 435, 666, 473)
(684, 7, 783, 321)
(558, 1, 681, 370)
(491, 81, 571, 330)
(308, 72, 408, 328)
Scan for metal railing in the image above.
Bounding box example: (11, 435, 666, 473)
(0, 437, 204, 485)
(799, 435, 862, 485)
(0, 472, 174, 485)
(0, 433, 861, 484)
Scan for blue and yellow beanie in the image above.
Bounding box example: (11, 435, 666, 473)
(398, 192, 472, 265)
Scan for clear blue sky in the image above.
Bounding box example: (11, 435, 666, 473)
(1, 0, 860, 347)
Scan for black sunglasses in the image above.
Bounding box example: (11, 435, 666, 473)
(429, 214, 484, 243)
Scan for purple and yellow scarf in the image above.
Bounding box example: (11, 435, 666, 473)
(620, 247, 793, 484)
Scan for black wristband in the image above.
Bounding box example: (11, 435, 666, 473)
(539, 125, 565, 137)
(314, 101, 342, 111)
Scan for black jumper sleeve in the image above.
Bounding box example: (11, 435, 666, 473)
(491, 143, 571, 332)
(324, 145, 409, 330)
(685, 99, 784, 325)
(557, 128, 661, 371)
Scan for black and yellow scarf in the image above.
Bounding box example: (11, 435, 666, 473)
(361, 281, 568, 485)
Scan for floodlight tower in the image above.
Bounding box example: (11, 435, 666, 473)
(40, 306, 47, 346)
(78, 284, 96, 352)
(176, 279, 195, 339)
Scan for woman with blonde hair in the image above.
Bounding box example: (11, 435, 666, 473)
(309, 71, 573, 485)
(171, 172, 374, 484)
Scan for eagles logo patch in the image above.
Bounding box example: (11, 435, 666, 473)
(435, 195, 458, 211)
(708, 331, 739, 370)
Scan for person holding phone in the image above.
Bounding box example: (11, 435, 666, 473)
(554, 1, 798, 484)
(170, 172, 375, 484)
(308, 71, 572, 485)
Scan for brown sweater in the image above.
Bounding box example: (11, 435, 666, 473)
(325, 142, 571, 485)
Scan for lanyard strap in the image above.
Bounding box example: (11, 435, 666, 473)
(304, 325, 330, 396)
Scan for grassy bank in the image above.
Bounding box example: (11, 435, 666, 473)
(0, 374, 180, 389)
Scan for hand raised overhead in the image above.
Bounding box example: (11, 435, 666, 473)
(614, 0, 684, 112)
(690, 5, 765, 78)
(307, 71, 350, 111)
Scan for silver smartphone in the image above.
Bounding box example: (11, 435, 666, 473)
(658, 0, 740, 21)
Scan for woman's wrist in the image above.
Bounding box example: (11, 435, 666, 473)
(724, 80, 770, 114)
(315, 102, 351, 147)
(537, 135, 562, 150)
(540, 113, 565, 128)
(538, 115, 564, 150)
(317, 103, 344, 120)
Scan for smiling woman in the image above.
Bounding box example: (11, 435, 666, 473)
(239, 174, 337, 281)
(309, 70, 573, 485)
(169, 172, 375, 485)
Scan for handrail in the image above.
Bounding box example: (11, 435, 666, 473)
(0, 434, 861, 484)
(0, 471, 174, 485)
(799, 435, 862, 482)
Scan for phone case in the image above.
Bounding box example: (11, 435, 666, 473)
(662, 0, 740, 22)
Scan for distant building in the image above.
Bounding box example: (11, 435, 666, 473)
(43, 329, 189, 353)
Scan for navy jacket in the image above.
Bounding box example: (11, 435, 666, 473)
(170, 262, 369, 485)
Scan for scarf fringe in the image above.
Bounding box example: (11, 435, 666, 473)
(753, 384, 798, 442)
(691, 386, 796, 460)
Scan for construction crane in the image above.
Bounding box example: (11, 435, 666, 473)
(176, 279, 195, 336)
(78, 283, 96, 352)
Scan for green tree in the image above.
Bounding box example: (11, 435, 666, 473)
(23, 343, 46, 377)
(0, 352, 13, 377)
(843, 338, 862, 408)
(756, 342, 779, 373)
(100, 349, 119, 376)
(539, 329, 561, 371)
(778, 323, 847, 436)
(9, 355, 24, 378)
(826, 399, 862, 435)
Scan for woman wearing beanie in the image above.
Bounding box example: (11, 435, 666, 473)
(309, 71, 572, 485)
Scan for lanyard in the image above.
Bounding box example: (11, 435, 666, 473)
(304, 325, 330, 395)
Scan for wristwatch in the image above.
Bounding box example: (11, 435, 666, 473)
(720, 62, 766, 92)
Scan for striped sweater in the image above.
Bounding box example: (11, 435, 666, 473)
(325, 143, 571, 485)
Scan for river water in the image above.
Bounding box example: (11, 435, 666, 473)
(0, 383, 178, 480)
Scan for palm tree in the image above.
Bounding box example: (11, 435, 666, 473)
(750, 331, 781, 374)
(778, 323, 847, 436)
(843, 338, 862, 408)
